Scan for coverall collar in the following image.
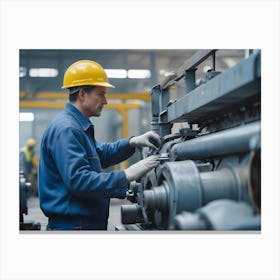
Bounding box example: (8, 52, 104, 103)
(64, 102, 93, 131)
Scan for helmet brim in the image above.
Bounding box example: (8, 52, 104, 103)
(62, 81, 115, 89)
(91, 82, 115, 88)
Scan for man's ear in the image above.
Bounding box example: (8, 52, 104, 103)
(78, 89, 86, 101)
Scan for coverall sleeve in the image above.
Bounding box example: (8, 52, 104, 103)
(51, 127, 128, 199)
(95, 139, 135, 169)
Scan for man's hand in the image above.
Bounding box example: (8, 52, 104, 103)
(124, 155, 159, 182)
(130, 131, 161, 150)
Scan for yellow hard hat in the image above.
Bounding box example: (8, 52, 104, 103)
(62, 60, 115, 89)
(27, 138, 36, 147)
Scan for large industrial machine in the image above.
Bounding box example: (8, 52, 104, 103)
(118, 49, 261, 231)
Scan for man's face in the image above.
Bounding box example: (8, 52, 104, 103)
(82, 86, 108, 117)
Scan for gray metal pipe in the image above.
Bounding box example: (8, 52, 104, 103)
(172, 200, 261, 230)
(200, 168, 238, 204)
(170, 121, 260, 160)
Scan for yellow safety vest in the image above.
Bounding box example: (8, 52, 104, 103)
(21, 147, 34, 163)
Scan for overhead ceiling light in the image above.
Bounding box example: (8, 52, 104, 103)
(20, 112, 34, 122)
(29, 68, 58, 77)
(128, 69, 151, 79)
(105, 69, 127, 78)
(159, 69, 175, 77)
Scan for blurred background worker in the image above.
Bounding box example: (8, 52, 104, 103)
(38, 60, 161, 230)
(19, 138, 39, 196)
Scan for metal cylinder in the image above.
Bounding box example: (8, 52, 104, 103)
(170, 121, 261, 160)
(196, 199, 261, 230)
(200, 168, 239, 204)
(143, 185, 168, 211)
(159, 161, 203, 214)
(157, 160, 249, 219)
(121, 205, 144, 224)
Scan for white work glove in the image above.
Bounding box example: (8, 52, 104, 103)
(130, 131, 161, 151)
(124, 155, 159, 182)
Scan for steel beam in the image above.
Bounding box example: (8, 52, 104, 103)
(161, 50, 217, 89)
(20, 91, 151, 102)
(167, 51, 261, 123)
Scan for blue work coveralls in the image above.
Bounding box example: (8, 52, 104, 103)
(38, 103, 135, 230)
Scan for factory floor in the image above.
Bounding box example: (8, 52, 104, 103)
(22, 196, 131, 231)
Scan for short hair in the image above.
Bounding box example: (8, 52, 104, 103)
(68, 86, 96, 102)
(69, 91, 78, 102)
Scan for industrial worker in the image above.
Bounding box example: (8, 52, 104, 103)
(20, 138, 38, 196)
(38, 60, 161, 230)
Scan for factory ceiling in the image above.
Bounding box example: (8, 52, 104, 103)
(20, 49, 247, 94)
